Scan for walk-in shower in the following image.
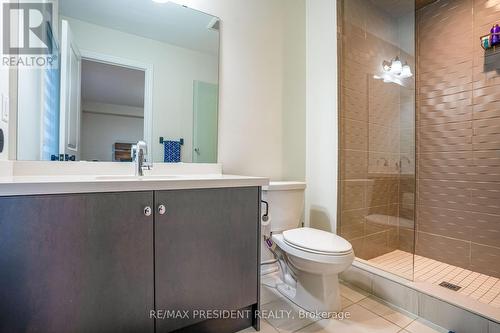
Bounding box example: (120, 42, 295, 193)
(338, 0, 500, 314)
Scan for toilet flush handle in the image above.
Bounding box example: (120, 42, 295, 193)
(261, 200, 269, 222)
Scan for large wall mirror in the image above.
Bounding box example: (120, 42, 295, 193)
(16, 0, 220, 163)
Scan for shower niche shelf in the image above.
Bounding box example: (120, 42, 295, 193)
(484, 45, 500, 57)
(480, 32, 500, 55)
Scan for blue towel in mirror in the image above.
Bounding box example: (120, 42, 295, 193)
(164, 140, 181, 163)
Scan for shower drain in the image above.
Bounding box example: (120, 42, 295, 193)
(439, 281, 461, 291)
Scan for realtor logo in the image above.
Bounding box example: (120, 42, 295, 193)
(2, 1, 57, 67)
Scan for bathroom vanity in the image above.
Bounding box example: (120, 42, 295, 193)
(0, 0, 266, 330)
(0, 168, 267, 333)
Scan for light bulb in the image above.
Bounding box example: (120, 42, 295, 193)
(382, 60, 391, 72)
(400, 64, 413, 78)
(390, 57, 403, 75)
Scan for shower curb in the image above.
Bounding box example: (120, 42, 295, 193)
(340, 260, 500, 333)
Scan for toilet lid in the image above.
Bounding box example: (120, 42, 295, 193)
(282, 227, 352, 255)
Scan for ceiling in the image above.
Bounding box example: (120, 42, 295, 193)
(81, 60, 145, 108)
(368, 0, 415, 17)
(60, 0, 219, 55)
(416, 0, 439, 10)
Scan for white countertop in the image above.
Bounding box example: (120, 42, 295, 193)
(0, 174, 269, 196)
(0, 161, 269, 196)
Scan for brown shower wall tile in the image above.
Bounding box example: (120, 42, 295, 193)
(399, 176, 415, 222)
(399, 227, 415, 253)
(369, 101, 401, 128)
(400, 99, 415, 127)
(418, 180, 500, 214)
(473, 84, 500, 119)
(470, 243, 500, 277)
(418, 206, 500, 247)
(341, 118, 368, 151)
(418, 66, 473, 98)
(340, 150, 367, 180)
(466, 212, 500, 247)
(400, 129, 415, 155)
(473, 118, 500, 150)
(351, 230, 398, 260)
(419, 121, 473, 152)
(366, 204, 399, 228)
(417, 0, 500, 278)
(415, 231, 471, 269)
(418, 91, 473, 125)
(341, 58, 368, 92)
(469, 182, 500, 215)
(418, 180, 471, 211)
(418, 151, 475, 180)
(418, 150, 499, 183)
(473, 0, 500, 32)
(472, 150, 500, 182)
(417, 206, 472, 242)
(369, 124, 400, 153)
(368, 152, 401, 175)
(369, 76, 399, 101)
(342, 87, 367, 122)
(417, 0, 473, 32)
(366, 178, 399, 207)
(340, 180, 366, 211)
(342, 0, 365, 31)
(342, 34, 370, 64)
(340, 208, 366, 241)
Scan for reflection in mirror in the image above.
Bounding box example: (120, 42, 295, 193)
(16, 0, 220, 163)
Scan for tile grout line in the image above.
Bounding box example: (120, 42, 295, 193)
(356, 294, 417, 330)
(368, 250, 500, 307)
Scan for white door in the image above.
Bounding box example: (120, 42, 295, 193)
(193, 81, 218, 163)
(59, 20, 81, 160)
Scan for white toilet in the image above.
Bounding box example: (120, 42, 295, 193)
(261, 181, 354, 313)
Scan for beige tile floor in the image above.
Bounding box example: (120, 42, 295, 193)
(369, 250, 500, 308)
(238, 274, 448, 333)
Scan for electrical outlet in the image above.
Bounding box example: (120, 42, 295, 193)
(1, 94, 9, 123)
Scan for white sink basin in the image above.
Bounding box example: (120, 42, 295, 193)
(95, 175, 181, 181)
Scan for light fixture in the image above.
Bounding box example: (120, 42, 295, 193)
(152, 0, 170, 3)
(374, 56, 413, 86)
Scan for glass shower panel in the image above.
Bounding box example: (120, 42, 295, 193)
(338, 0, 416, 280)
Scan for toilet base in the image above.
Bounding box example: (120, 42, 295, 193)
(277, 281, 297, 300)
(276, 270, 342, 316)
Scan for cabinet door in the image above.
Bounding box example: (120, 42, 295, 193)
(155, 187, 260, 332)
(0, 192, 154, 333)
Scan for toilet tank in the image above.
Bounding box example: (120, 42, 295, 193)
(262, 181, 306, 233)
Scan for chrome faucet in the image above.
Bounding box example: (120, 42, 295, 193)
(132, 140, 152, 176)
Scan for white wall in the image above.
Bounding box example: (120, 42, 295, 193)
(65, 16, 218, 163)
(168, 0, 306, 180)
(305, 0, 338, 233)
(282, 0, 306, 181)
(0, 67, 8, 161)
(80, 102, 144, 161)
(16, 69, 43, 161)
(0, 3, 9, 161)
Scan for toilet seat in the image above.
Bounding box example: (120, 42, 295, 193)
(272, 233, 353, 266)
(282, 227, 352, 256)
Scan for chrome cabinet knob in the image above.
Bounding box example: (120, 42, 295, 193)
(158, 204, 166, 215)
(144, 206, 152, 217)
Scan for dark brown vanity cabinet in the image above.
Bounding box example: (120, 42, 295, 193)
(0, 187, 260, 333)
(155, 188, 260, 332)
(0, 191, 155, 333)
